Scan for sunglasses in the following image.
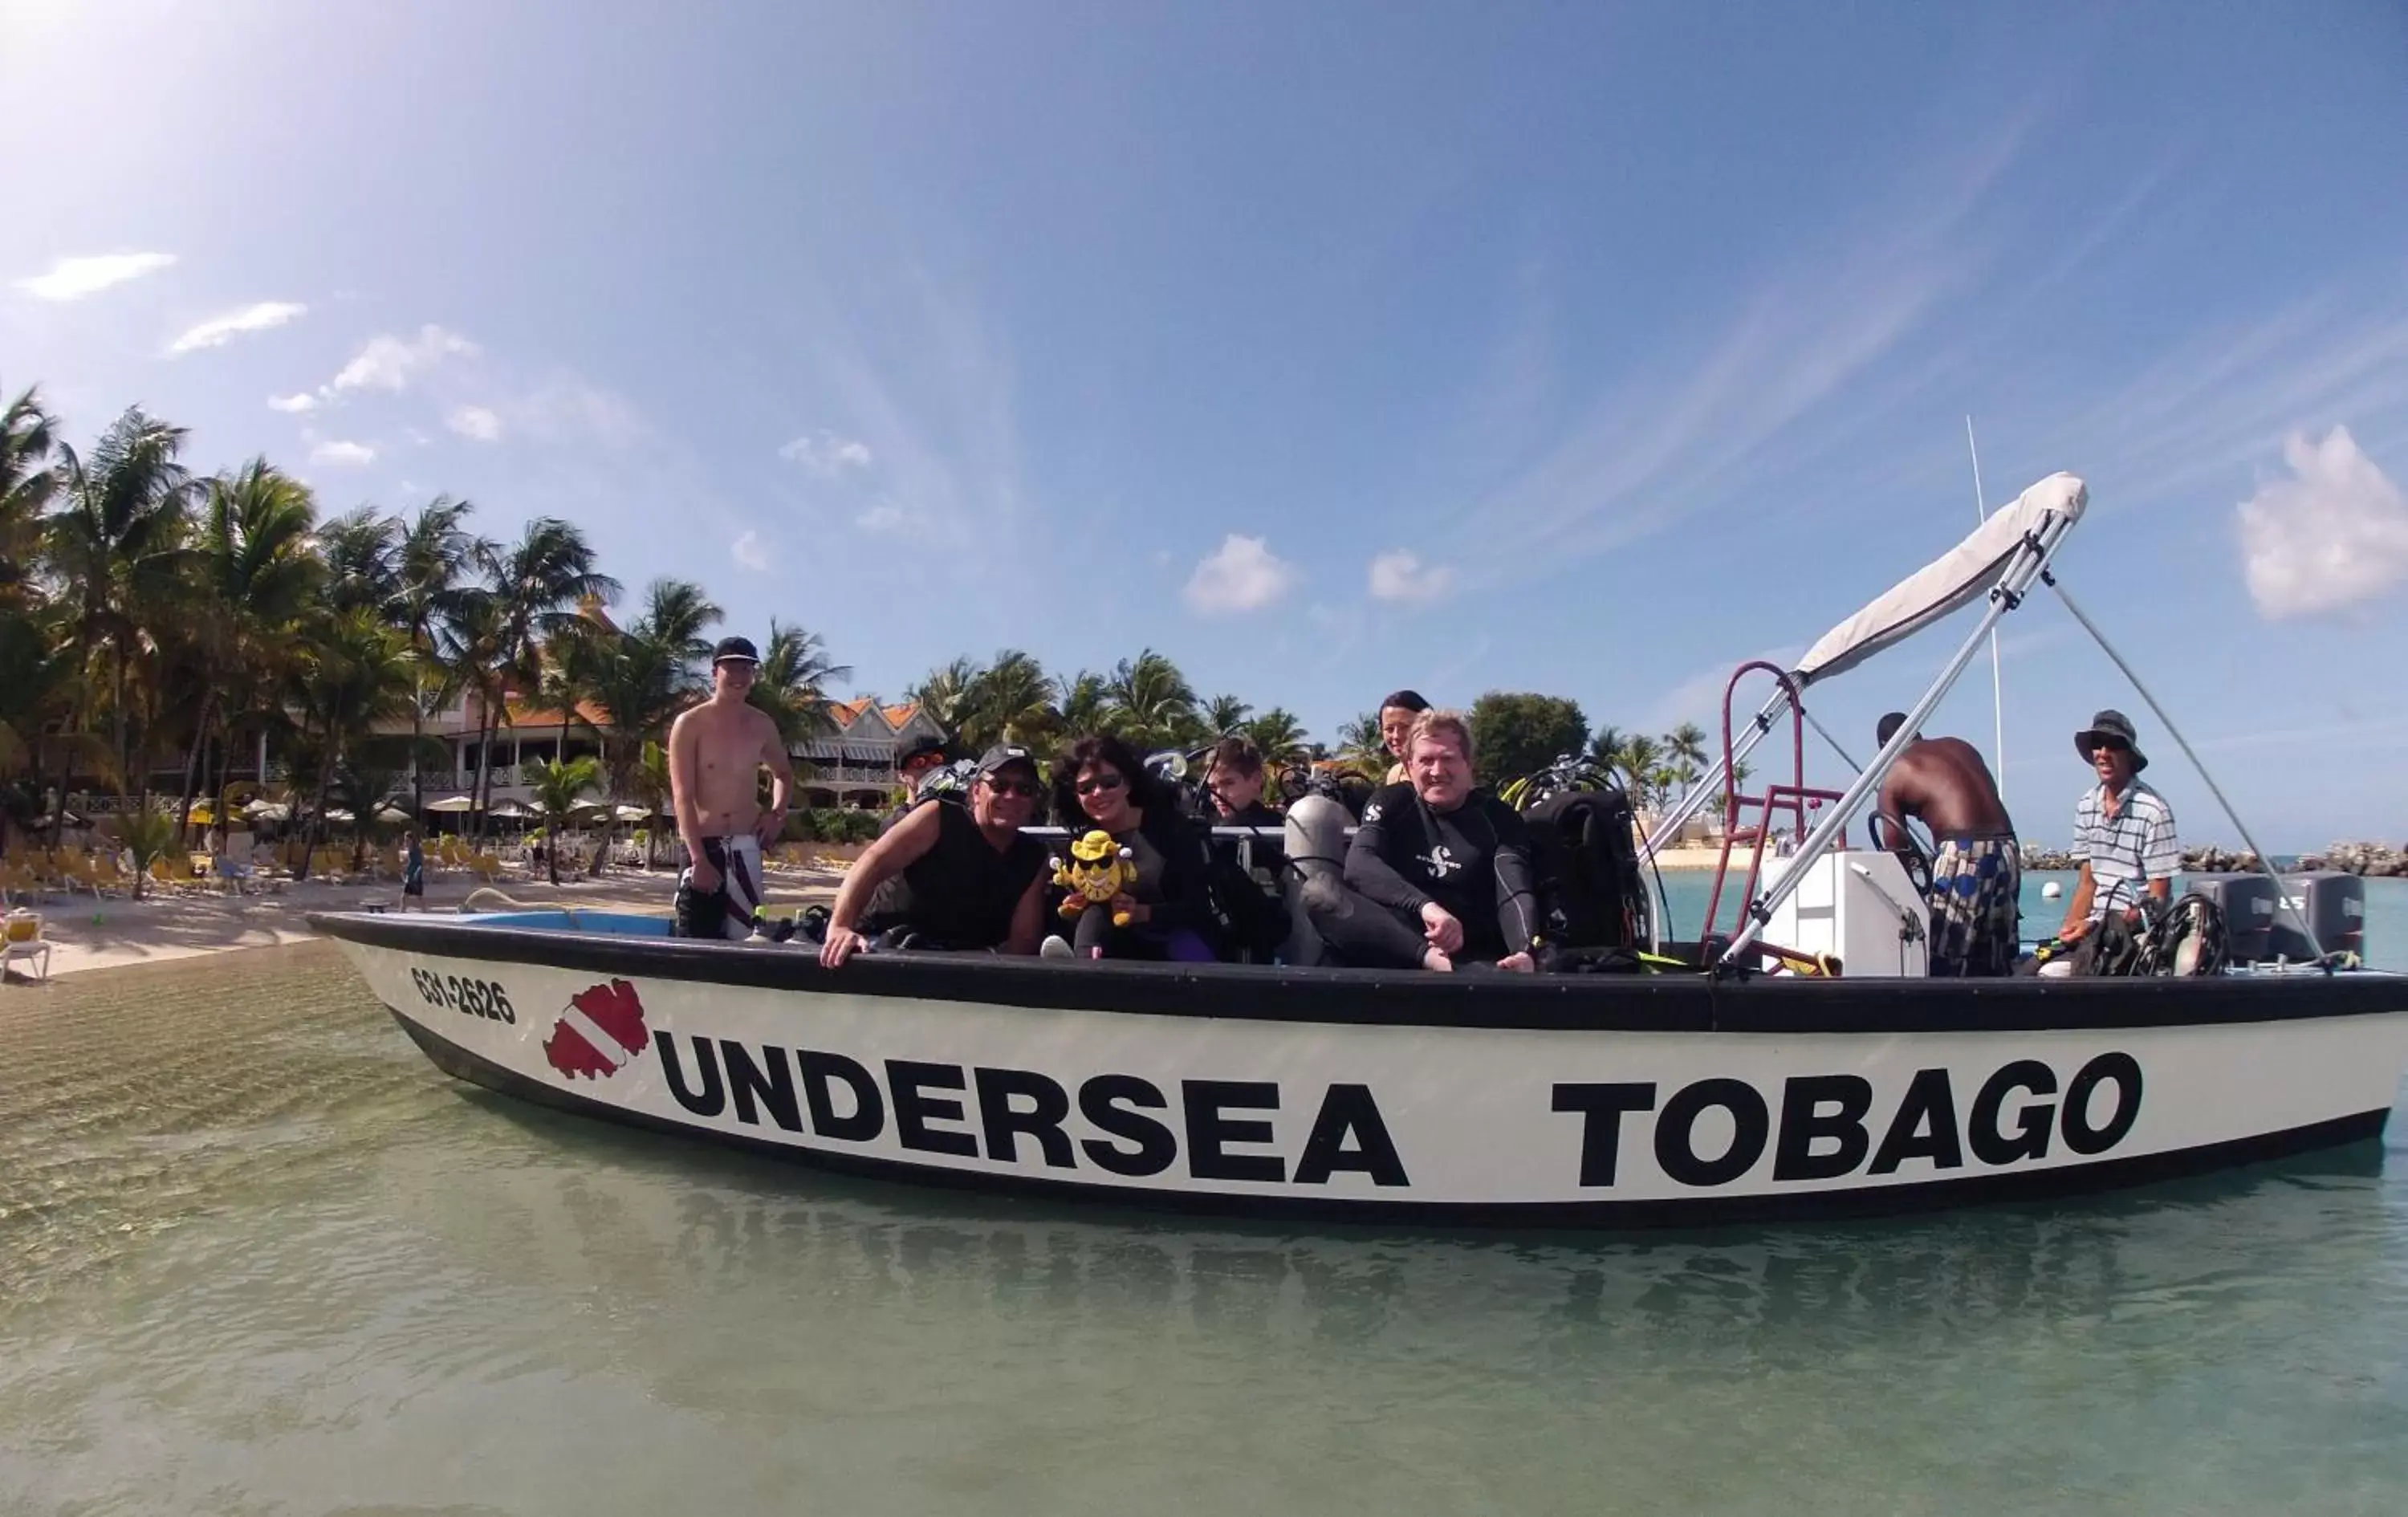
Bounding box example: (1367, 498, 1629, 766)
(1074, 773, 1127, 796)
(2091, 738, 2130, 754)
(982, 775, 1043, 799)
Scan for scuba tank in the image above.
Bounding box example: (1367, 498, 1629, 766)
(1280, 791, 1352, 967)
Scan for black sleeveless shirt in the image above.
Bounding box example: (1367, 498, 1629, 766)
(862, 799, 1047, 949)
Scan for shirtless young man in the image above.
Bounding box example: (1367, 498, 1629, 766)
(667, 636, 797, 939)
(1871, 711, 2020, 976)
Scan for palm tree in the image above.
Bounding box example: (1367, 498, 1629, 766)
(1203, 693, 1252, 740)
(523, 754, 600, 885)
(1243, 707, 1310, 767)
(906, 655, 982, 740)
(1585, 725, 1625, 778)
(962, 649, 1056, 750)
(318, 506, 400, 617)
(470, 519, 620, 834)
(1052, 669, 1113, 738)
(1666, 721, 1709, 773)
(1106, 648, 1200, 750)
(44, 408, 202, 819)
(393, 496, 478, 815)
(177, 460, 322, 837)
(1617, 733, 1662, 806)
(631, 738, 671, 866)
(285, 609, 417, 877)
(1336, 712, 1386, 776)
(554, 578, 720, 875)
(0, 384, 59, 600)
(749, 620, 852, 753)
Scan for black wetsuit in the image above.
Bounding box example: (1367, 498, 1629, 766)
(1311, 783, 1540, 966)
(860, 799, 1046, 949)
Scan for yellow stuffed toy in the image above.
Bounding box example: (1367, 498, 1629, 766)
(1053, 830, 1138, 928)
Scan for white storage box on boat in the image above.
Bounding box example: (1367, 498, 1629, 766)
(1757, 849, 1930, 977)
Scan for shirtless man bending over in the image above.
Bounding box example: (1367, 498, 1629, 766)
(668, 636, 797, 938)
(1872, 711, 2020, 977)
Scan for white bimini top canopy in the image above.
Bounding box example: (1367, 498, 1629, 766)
(1792, 472, 2087, 686)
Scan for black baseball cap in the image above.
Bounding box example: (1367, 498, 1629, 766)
(976, 743, 1038, 779)
(899, 734, 948, 766)
(712, 636, 760, 666)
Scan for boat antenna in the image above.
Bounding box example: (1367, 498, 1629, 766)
(2044, 575, 2329, 964)
(1967, 416, 2005, 801)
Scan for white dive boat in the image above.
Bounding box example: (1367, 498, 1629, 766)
(312, 473, 2408, 1226)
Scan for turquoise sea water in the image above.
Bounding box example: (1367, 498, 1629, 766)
(1651, 871, 2407, 971)
(4, 909, 2407, 1513)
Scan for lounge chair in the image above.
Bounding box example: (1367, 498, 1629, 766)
(2, 909, 51, 982)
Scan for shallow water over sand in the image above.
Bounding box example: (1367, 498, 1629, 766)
(6, 942, 2408, 1515)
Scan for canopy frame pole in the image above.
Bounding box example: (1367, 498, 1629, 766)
(1644, 688, 1791, 855)
(2044, 575, 2329, 965)
(1719, 510, 2080, 969)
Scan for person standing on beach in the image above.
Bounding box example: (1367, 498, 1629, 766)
(401, 830, 425, 912)
(1871, 712, 2019, 976)
(667, 636, 797, 939)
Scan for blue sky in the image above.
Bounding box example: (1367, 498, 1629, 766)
(6, 0, 2406, 848)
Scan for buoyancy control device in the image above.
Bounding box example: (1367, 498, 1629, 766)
(1523, 786, 1649, 951)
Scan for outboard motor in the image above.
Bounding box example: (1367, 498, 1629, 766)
(2183, 874, 2278, 962)
(2271, 871, 2365, 962)
(1280, 791, 1352, 966)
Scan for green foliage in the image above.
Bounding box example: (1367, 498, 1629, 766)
(1467, 692, 1588, 788)
(787, 807, 881, 844)
(115, 799, 179, 899)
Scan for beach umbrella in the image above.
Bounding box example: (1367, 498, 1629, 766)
(425, 795, 476, 813)
(325, 807, 356, 824)
(613, 804, 649, 823)
(376, 805, 411, 824)
(248, 803, 292, 823)
(490, 800, 530, 819)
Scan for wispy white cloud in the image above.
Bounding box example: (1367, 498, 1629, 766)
(731, 530, 770, 571)
(267, 392, 318, 414)
(328, 325, 478, 393)
(168, 301, 306, 355)
(779, 430, 874, 475)
(1640, 646, 1808, 734)
(446, 405, 503, 442)
(15, 251, 176, 301)
(2236, 426, 2408, 620)
(308, 439, 376, 467)
(503, 376, 642, 447)
(1184, 535, 1299, 615)
(1367, 550, 1454, 603)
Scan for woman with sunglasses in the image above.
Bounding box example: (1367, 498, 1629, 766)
(1048, 734, 1218, 962)
(819, 745, 1051, 966)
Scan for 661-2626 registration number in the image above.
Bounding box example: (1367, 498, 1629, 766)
(410, 966, 515, 1024)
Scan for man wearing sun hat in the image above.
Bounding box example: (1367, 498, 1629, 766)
(2052, 708, 2179, 954)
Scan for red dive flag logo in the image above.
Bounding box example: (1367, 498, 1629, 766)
(543, 978, 649, 1080)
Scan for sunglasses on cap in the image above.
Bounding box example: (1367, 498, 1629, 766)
(982, 774, 1042, 799)
(1074, 772, 1127, 796)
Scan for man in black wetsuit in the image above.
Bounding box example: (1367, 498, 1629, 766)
(1307, 710, 1540, 972)
(819, 745, 1049, 965)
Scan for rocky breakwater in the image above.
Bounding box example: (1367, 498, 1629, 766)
(2296, 841, 2408, 877)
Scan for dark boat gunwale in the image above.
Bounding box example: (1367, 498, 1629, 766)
(311, 912, 2408, 1035)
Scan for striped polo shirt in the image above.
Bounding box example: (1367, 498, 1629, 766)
(2072, 778, 2179, 917)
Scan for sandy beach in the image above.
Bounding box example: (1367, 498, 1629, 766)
(2, 864, 846, 981)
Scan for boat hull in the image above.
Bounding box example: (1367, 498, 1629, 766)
(317, 913, 2408, 1226)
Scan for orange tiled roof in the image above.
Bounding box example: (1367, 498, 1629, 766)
(830, 697, 922, 731)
